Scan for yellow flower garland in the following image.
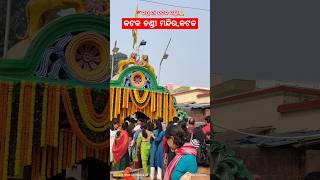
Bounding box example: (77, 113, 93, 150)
(122, 88, 129, 109)
(129, 89, 151, 110)
(53, 86, 60, 147)
(75, 87, 107, 132)
(40, 85, 48, 146)
(58, 131, 63, 174)
(27, 83, 36, 164)
(169, 95, 173, 123)
(71, 134, 76, 166)
(61, 88, 109, 149)
(83, 88, 108, 120)
(163, 93, 168, 123)
(156, 93, 163, 118)
(0, 82, 6, 178)
(2, 82, 12, 180)
(113, 88, 121, 118)
(40, 147, 47, 179)
(132, 89, 150, 104)
(110, 88, 114, 120)
(15, 82, 26, 176)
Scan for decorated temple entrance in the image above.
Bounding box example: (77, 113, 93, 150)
(110, 54, 187, 124)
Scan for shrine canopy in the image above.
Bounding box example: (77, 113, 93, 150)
(110, 53, 177, 124)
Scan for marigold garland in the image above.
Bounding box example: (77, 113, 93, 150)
(76, 139, 82, 163)
(132, 89, 150, 104)
(40, 85, 48, 146)
(46, 86, 53, 147)
(163, 93, 168, 123)
(114, 88, 121, 118)
(83, 88, 108, 121)
(40, 146, 47, 179)
(53, 147, 58, 176)
(53, 86, 60, 147)
(169, 95, 173, 123)
(61, 88, 109, 149)
(47, 147, 52, 178)
(28, 83, 36, 164)
(151, 91, 156, 112)
(31, 146, 40, 180)
(0, 83, 6, 178)
(1, 82, 12, 180)
(62, 131, 67, 170)
(75, 87, 107, 132)
(156, 93, 163, 118)
(0, 79, 180, 179)
(57, 131, 63, 174)
(110, 88, 114, 119)
(71, 134, 76, 166)
(110, 88, 176, 123)
(15, 82, 26, 176)
(122, 88, 129, 109)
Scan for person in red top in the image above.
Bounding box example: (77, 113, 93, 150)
(202, 116, 211, 135)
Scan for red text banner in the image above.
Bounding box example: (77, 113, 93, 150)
(122, 18, 198, 29)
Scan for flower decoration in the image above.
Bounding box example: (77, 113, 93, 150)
(76, 44, 101, 71)
(84, 0, 104, 14)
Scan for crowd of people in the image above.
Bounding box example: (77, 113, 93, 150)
(110, 116, 211, 180)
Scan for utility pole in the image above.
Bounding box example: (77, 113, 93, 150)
(158, 37, 171, 85)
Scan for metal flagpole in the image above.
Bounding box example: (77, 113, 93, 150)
(3, 0, 12, 58)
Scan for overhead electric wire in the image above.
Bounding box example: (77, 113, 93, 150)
(139, 0, 210, 12)
(212, 122, 320, 139)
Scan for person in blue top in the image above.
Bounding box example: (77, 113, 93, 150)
(149, 120, 165, 179)
(163, 122, 198, 180)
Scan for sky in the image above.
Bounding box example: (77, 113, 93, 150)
(213, 0, 320, 84)
(110, 0, 210, 88)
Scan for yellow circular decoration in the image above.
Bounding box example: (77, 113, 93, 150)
(130, 71, 146, 88)
(65, 32, 109, 83)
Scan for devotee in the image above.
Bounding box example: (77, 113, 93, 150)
(149, 120, 164, 179)
(133, 118, 142, 132)
(163, 121, 175, 169)
(187, 117, 196, 135)
(127, 118, 136, 160)
(163, 123, 198, 180)
(126, 117, 135, 138)
(202, 116, 211, 135)
(133, 122, 147, 169)
(112, 123, 130, 171)
(192, 126, 209, 167)
(154, 123, 166, 180)
(110, 118, 120, 165)
(140, 122, 154, 176)
(172, 117, 180, 124)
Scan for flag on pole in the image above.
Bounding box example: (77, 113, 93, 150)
(132, 5, 138, 49)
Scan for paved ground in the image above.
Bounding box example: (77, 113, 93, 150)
(110, 166, 210, 180)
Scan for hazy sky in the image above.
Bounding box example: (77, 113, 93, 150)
(111, 0, 210, 88)
(213, 0, 320, 84)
